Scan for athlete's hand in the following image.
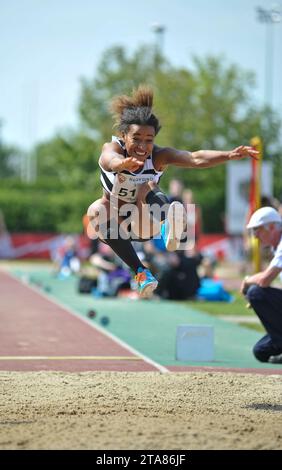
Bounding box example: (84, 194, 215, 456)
(240, 276, 250, 295)
(115, 156, 144, 172)
(228, 146, 259, 161)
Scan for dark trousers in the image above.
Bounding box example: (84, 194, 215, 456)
(246, 285, 282, 362)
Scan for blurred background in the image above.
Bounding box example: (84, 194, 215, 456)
(0, 0, 282, 271)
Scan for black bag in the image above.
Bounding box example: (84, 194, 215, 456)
(156, 255, 201, 300)
(78, 276, 97, 294)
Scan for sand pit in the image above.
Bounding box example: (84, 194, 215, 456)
(0, 371, 281, 450)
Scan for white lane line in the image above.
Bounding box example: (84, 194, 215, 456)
(0, 356, 142, 361)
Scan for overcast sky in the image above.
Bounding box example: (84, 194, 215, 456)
(1, 0, 281, 149)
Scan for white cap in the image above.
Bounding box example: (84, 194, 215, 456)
(246, 206, 282, 230)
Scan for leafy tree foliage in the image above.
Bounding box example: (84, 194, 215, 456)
(2, 45, 281, 232)
(34, 130, 101, 194)
(78, 45, 282, 230)
(78, 45, 163, 145)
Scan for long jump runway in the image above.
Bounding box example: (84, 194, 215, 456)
(1, 269, 281, 374)
(0, 271, 166, 373)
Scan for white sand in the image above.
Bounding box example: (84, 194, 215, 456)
(0, 371, 281, 450)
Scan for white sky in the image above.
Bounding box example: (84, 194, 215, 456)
(0, 0, 282, 149)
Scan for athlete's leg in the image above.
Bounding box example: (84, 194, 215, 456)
(87, 198, 106, 240)
(87, 196, 158, 298)
(131, 183, 187, 251)
(130, 183, 169, 240)
(87, 196, 145, 273)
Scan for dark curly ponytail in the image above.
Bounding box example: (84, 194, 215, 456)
(110, 85, 161, 135)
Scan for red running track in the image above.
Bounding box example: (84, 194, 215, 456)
(0, 271, 163, 372)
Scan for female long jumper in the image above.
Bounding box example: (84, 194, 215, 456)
(87, 85, 258, 298)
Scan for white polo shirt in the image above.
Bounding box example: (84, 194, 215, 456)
(269, 233, 282, 281)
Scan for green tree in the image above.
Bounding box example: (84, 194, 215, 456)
(78, 45, 167, 146)
(7, 46, 280, 233)
(34, 130, 101, 194)
(78, 46, 282, 230)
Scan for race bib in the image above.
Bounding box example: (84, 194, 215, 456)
(112, 173, 155, 202)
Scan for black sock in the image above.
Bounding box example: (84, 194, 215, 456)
(145, 190, 169, 222)
(101, 226, 145, 274)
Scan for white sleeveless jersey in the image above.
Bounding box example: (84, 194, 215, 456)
(99, 136, 164, 203)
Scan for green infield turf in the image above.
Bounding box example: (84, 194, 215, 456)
(13, 269, 281, 370)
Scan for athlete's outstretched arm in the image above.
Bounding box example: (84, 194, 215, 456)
(156, 145, 259, 169)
